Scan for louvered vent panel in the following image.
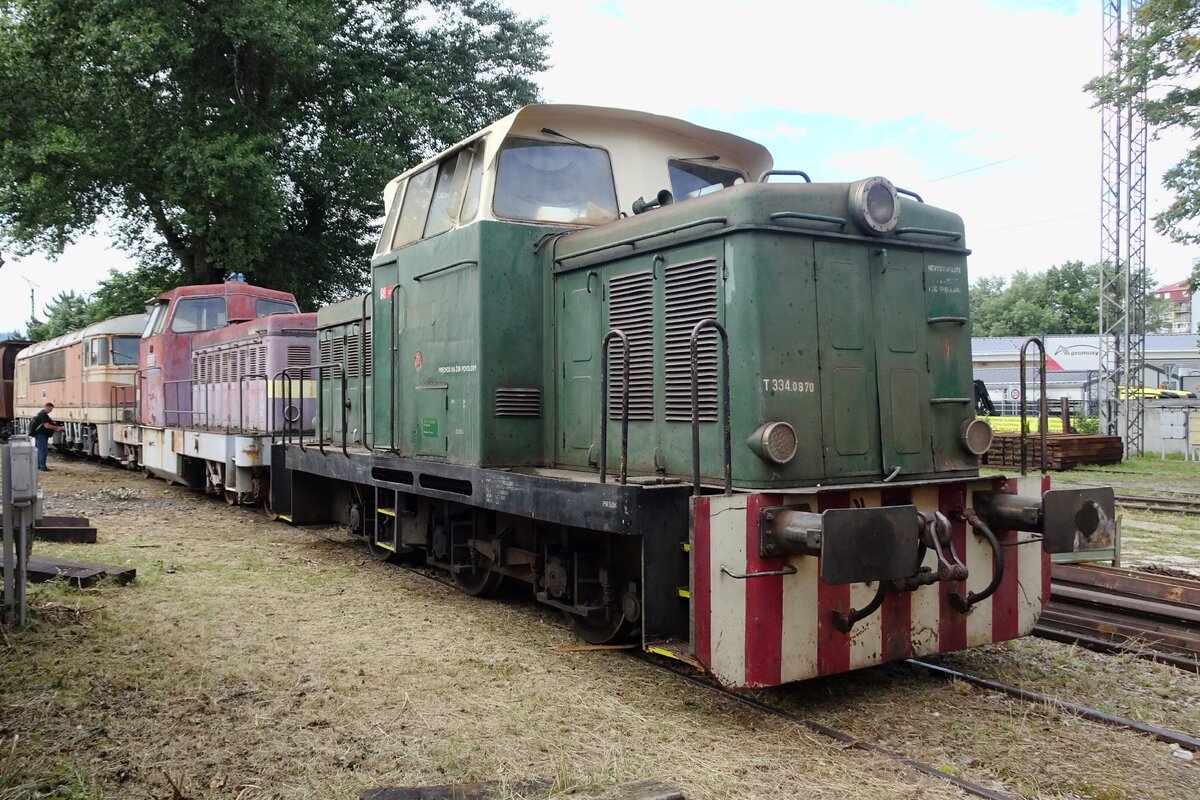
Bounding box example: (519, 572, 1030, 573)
(287, 345, 311, 370)
(345, 333, 361, 379)
(364, 331, 373, 377)
(191, 356, 200, 382)
(318, 339, 332, 372)
(495, 387, 541, 417)
(664, 260, 719, 422)
(607, 271, 655, 421)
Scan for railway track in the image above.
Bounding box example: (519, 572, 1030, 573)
(371, 542, 1198, 800)
(1038, 563, 1200, 671)
(1115, 493, 1200, 516)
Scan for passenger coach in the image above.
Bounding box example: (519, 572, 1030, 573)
(14, 314, 144, 458)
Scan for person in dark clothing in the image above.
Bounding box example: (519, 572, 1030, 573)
(30, 402, 64, 471)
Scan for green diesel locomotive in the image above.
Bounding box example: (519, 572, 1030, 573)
(278, 105, 1114, 687)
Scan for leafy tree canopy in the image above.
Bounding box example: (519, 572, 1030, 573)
(26, 290, 92, 341)
(23, 264, 180, 341)
(1087, 0, 1200, 289)
(970, 260, 1170, 337)
(0, 0, 547, 309)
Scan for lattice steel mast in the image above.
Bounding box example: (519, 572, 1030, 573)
(1098, 0, 1148, 455)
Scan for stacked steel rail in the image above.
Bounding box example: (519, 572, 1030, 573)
(1037, 563, 1200, 670)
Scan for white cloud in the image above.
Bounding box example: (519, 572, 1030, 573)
(508, 0, 1196, 283)
(0, 236, 135, 333)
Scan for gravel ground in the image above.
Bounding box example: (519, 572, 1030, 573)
(1, 458, 1197, 799)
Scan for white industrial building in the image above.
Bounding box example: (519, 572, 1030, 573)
(972, 334, 1200, 416)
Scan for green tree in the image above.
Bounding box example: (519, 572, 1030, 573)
(26, 291, 92, 341)
(972, 262, 1099, 336)
(970, 261, 1174, 337)
(1087, 0, 1200, 290)
(0, 1, 547, 309)
(88, 264, 182, 322)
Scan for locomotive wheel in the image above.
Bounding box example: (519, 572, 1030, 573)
(453, 562, 503, 597)
(224, 488, 238, 506)
(565, 610, 636, 645)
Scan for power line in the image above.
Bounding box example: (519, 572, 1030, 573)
(919, 156, 1023, 186)
(972, 210, 1097, 236)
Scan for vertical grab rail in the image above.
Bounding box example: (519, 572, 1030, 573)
(690, 319, 732, 496)
(386, 284, 403, 454)
(360, 292, 373, 452)
(599, 329, 631, 485)
(270, 369, 283, 444)
(1019, 336, 1048, 476)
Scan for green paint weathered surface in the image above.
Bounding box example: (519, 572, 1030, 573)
(369, 221, 549, 465)
(316, 295, 372, 446)
(362, 180, 978, 488)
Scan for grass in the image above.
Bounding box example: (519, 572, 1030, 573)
(1, 460, 1198, 799)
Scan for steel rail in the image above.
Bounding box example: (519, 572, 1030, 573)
(908, 659, 1200, 751)
(1117, 502, 1200, 516)
(641, 658, 1019, 800)
(375, 553, 1016, 800)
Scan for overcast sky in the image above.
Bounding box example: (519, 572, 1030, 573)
(1, 0, 1193, 332)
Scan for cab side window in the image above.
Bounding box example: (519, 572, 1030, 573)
(87, 337, 109, 367)
(424, 147, 474, 238)
(392, 165, 437, 249)
(256, 299, 297, 317)
(388, 138, 486, 251)
(375, 179, 407, 256)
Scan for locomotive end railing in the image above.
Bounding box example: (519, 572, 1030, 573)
(1018, 336, 1048, 476)
(599, 329, 631, 486)
(690, 319, 732, 497)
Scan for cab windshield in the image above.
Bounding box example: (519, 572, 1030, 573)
(112, 336, 140, 365)
(493, 138, 618, 225)
(668, 160, 745, 201)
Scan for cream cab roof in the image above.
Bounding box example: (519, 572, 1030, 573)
(19, 313, 148, 359)
(381, 104, 774, 224)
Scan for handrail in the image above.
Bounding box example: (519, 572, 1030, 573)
(893, 227, 963, 241)
(759, 169, 812, 183)
(690, 319, 732, 497)
(237, 373, 269, 434)
(386, 283, 403, 453)
(554, 216, 728, 263)
(896, 187, 924, 203)
(163, 378, 203, 428)
(360, 292, 372, 452)
(1019, 336, 1048, 476)
(768, 211, 847, 229)
(599, 329, 631, 485)
(413, 259, 477, 282)
(271, 368, 303, 445)
(287, 361, 349, 457)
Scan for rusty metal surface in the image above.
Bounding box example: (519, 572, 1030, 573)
(1037, 563, 1200, 669)
(1042, 488, 1116, 554)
